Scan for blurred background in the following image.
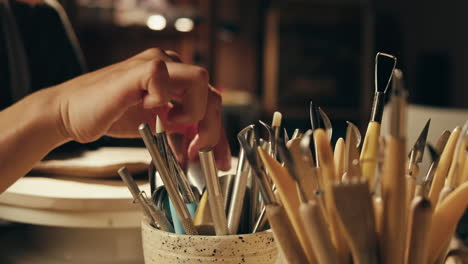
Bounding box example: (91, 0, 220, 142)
(3, 0, 468, 155)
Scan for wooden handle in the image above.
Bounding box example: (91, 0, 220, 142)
(405, 197, 433, 264)
(258, 148, 317, 263)
(266, 204, 308, 264)
(380, 136, 407, 264)
(300, 201, 338, 264)
(428, 181, 468, 262)
(428, 127, 461, 206)
(314, 129, 350, 263)
(360, 122, 381, 190)
(287, 138, 320, 200)
(334, 138, 346, 181)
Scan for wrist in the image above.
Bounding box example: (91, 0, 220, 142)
(31, 86, 72, 146)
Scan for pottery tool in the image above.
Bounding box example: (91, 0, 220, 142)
(361, 52, 397, 190)
(277, 139, 309, 202)
(428, 126, 462, 206)
(300, 200, 339, 264)
(291, 128, 302, 140)
(309, 102, 333, 166)
(314, 128, 349, 263)
(334, 137, 346, 180)
(419, 131, 451, 197)
(406, 119, 430, 202)
(199, 148, 229, 236)
(271, 111, 282, 159)
(287, 136, 321, 201)
(332, 179, 378, 264)
(118, 167, 173, 232)
(404, 196, 433, 264)
(139, 123, 198, 235)
(238, 134, 276, 232)
(227, 125, 254, 235)
(155, 116, 198, 232)
(439, 122, 468, 202)
(193, 190, 211, 226)
(428, 180, 468, 263)
(259, 120, 273, 155)
(258, 147, 317, 263)
(343, 121, 362, 181)
(380, 68, 408, 264)
(266, 203, 308, 264)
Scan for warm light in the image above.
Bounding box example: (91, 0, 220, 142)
(174, 17, 194, 32)
(147, 15, 166, 31)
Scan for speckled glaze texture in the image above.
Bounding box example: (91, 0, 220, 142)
(141, 219, 278, 263)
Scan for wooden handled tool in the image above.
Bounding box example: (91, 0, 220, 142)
(428, 181, 468, 263)
(380, 69, 408, 264)
(300, 200, 338, 264)
(266, 203, 308, 264)
(333, 179, 378, 264)
(405, 197, 433, 264)
(334, 137, 346, 180)
(314, 129, 350, 263)
(258, 147, 318, 263)
(428, 126, 461, 206)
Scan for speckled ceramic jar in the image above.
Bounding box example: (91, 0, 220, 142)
(141, 219, 278, 263)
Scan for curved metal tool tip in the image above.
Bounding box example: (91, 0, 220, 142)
(318, 107, 332, 141)
(258, 120, 273, 141)
(309, 101, 320, 131)
(237, 124, 255, 141)
(426, 143, 439, 163)
(346, 121, 362, 147)
(374, 52, 397, 93)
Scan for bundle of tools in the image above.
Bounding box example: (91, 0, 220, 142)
(118, 52, 468, 264)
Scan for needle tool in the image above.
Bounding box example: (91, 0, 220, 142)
(139, 123, 198, 235)
(118, 167, 173, 232)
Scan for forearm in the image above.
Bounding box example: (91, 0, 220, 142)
(0, 86, 70, 193)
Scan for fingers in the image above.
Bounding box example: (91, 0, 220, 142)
(187, 86, 223, 161)
(213, 126, 232, 170)
(142, 60, 170, 109)
(166, 63, 209, 123)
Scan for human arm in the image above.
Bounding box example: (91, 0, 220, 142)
(0, 48, 231, 193)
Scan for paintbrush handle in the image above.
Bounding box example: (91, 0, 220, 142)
(381, 136, 407, 264)
(360, 121, 381, 190)
(405, 197, 433, 264)
(266, 204, 308, 264)
(300, 201, 338, 264)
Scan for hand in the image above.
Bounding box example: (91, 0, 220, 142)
(55, 48, 231, 170)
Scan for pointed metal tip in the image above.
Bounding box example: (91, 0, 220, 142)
(409, 119, 431, 162)
(426, 143, 439, 163)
